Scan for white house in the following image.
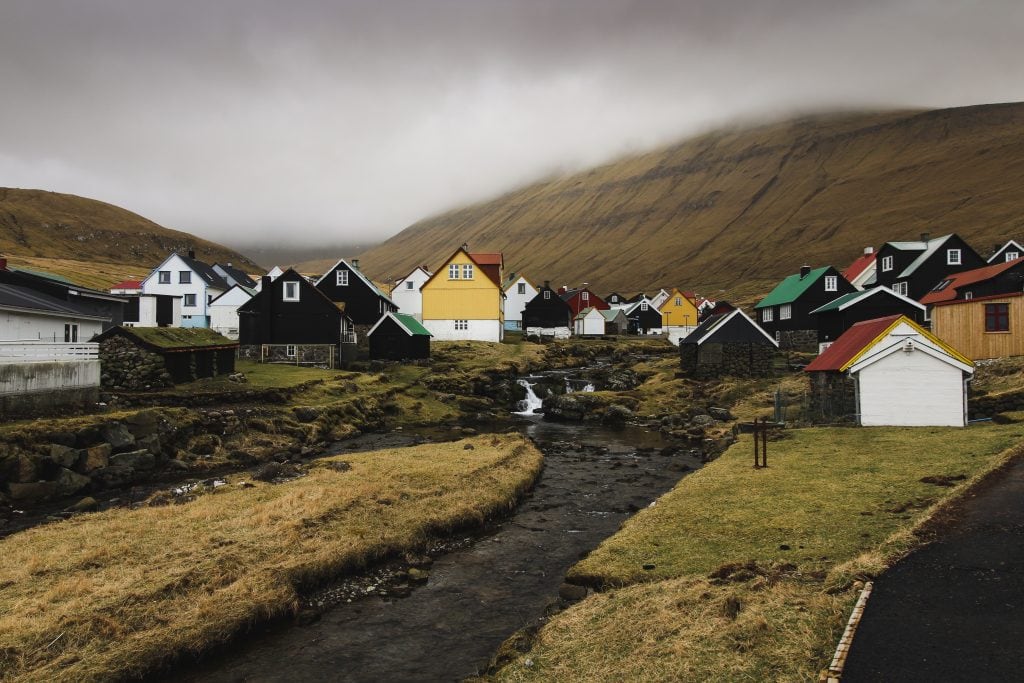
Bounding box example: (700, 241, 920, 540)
(213, 263, 257, 289)
(805, 315, 973, 427)
(254, 266, 284, 292)
(1, 282, 109, 342)
(122, 295, 182, 328)
(649, 288, 671, 310)
(574, 307, 606, 336)
(503, 273, 537, 331)
(209, 285, 255, 340)
(391, 266, 432, 322)
(140, 251, 229, 328)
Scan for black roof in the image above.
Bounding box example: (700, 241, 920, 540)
(214, 263, 257, 288)
(0, 282, 109, 320)
(179, 253, 229, 290)
(680, 310, 776, 346)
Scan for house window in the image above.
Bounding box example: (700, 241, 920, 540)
(892, 282, 908, 296)
(964, 291, 973, 300)
(406, 281, 414, 290)
(779, 304, 792, 320)
(611, 295, 618, 303)
(179, 271, 191, 284)
(543, 290, 551, 300)
(336, 270, 349, 286)
(63, 323, 78, 343)
(824, 275, 837, 291)
(985, 303, 1010, 332)
(448, 264, 460, 279)
(454, 319, 469, 330)
(158, 271, 171, 284)
(286, 344, 297, 357)
(947, 249, 961, 265)
(283, 281, 300, 301)
(762, 307, 773, 322)
(462, 264, 474, 279)
(881, 255, 893, 272)
(582, 291, 589, 302)
(183, 294, 196, 307)
(675, 296, 682, 306)
(1007, 251, 1020, 262)
(640, 302, 648, 311)
(517, 283, 526, 295)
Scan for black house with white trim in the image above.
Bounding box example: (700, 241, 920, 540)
(873, 233, 985, 301)
(315, 258, 397, 326)
(523, 281, 573, 335)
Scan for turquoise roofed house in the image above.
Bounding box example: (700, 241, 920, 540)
(753, 265, 856, 351)
(367, 311, 432, 361)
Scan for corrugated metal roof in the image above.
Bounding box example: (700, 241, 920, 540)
(842, 251, 877, 281)
(394, 312, 431, 336)
(755, 266, 831, 308)
(809, 287, 925, 314)
(0, 282, 108, 319)
(919, 258, 1024, 305)
(804, 315, 903, 372)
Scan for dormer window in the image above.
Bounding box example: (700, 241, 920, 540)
(824, 275, 837, 291)
(881, 256, 893, 272)
(448, 264, 460, 279)
(1007, 251, 1019, 262)
(462, 264, 474, 279)
(947, 249, 961, 265)
(179, 271, 191, 284)
(283, 281, 300, 301)
(336, 270, 349, 286)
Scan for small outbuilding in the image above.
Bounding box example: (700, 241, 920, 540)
(804, 315, 973, 427)
(94, 326, 238, 389)
(574, 307, 606, 336)
(600, 308, 628, 335)
(679, 309, 778, 378)
(368, 312, 432, 361)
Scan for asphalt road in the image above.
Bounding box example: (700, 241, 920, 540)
(842, 456, 1024, 682)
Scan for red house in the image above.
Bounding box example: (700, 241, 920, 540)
(558, 285, 609, 316)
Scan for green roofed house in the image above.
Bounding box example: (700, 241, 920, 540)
(367, 312, 432, 361)
(808, 286, 926, 347)
(753, 265, 856, 350)
(94, 325, 238, 388)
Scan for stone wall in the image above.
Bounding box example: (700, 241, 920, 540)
(806, 371, 857, 424)
(99, 336, 173, 390)
(680, 342, 776, 378)
(777, 329, 818, 352)
(239, 344, 338, 366)
(969, 388, 1024, 419)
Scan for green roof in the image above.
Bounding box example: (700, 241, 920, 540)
(394, 313, 431, 336)
(755, 266, 831, 308)
(808, 290, 864, 314)
(110, 326, 238, 350)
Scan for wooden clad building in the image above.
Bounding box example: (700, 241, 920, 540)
(523, 281, 573, 338)
(931, 293, 1024, 360)
(368, 312, 432, 361)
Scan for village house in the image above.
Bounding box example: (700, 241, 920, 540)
(421, 245, 505, 342)
(109, 279, 142, 295)
(810, 286, 926, 348)
(600, 308, 628, 334)
(625, 297, 662, 334)
(659, 288, 700, 329)
(842, 247, 878, 291)
(920, 258, 1024, 309)
(605, 292, 629, 308)
(120, 293, 182, 328)
(254, 266, 284, 291)
(574, 307, 606, 336)
(804, 315, 973, 427)
(212, 263, 257, 289)
(390, 266, 432, 322)
(930, 293, 1024, 361)
(95, 326, 237, 388)
(208, 284, 255, 340)
(0, 258, 126, 330)
(872, 233, 985, 300)
(238, 269, 356, 366)
(755, 265, 856, 349)
(503, 272, 537, 332)
(987, 239, 1024, 264)
(559, 284, 609, 317)
(367, 312, 432, 361)
(649, 288, 671, 310)
(679, 309, 778, 378)
(315, 258, 397, 338)
(523, 281, 573, 339)
(140, 250, 228, 329)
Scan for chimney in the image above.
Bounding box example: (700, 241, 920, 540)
(799, 265, 811, 279)
(558, 285, 567, 294)
(352, 259, 360, 270)
(188, 249, 196, 259)
(920, 232, 930, 242)
(544, 280, 550, 289)
(864, 246, 874, 255)
(260, 277, 273, 342)
(226, 262, 232, 267)
(462, 243, 469, 252)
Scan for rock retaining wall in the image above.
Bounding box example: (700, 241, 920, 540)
(806, 371, 857, 424)
(99, 336, 173, 390)
(777, 329, 818, 352)
(679, 342, 775, 378)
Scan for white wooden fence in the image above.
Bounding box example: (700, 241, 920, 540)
(0, 341, 100, 363)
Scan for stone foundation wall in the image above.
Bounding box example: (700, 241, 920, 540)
(680, 342, 776, 378)
(99, 337, 173, 390)
(806, 371, 857, 424)
(777, 329, 818, 352)
(239, 344, 338, 365)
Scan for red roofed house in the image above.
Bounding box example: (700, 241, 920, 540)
(558, 285, 609, 317)
(109, 280, 142, 295)
(805, 315, 973, 426)
(421, 245, 505, 342)
(842, 247, 878, 290)
(919, 257, 1024, 308)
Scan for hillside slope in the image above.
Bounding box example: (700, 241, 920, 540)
(359, 103, 1024, 298)
(0, 188, 261, 287)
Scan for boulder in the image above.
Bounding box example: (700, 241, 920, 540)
(101, 423, 136, 452)
(407, 567, 430, 585)
(76, 443, 111, 473)
(189, 434, 220, 456)
(125, 410, 160, 438)
(691, 414, 716, 427)
(602, 404, 634, 424)
(7, 481, 59, 503)
(11, 454, 39, 483)
(558, 583, 588, 602)
(136, 434, 163, 457)
(48, 444, 79, 469)
(67, 496, 99, 513)
(55, 468, 92, 497)
(293, 406, 320, 423)
(46, 431, 77, 447)
(110, 450, 156, 471)
(92, 465, 136, 489)
(708, 407, 734, 421)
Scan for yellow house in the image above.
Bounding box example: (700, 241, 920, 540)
(659, 288, 699, 328)
(421, 246, 504, 341)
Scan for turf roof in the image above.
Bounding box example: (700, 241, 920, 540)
(112, 326, 237, 350)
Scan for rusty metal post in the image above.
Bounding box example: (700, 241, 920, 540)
(761, 421, 768, 468)
(753, 417, 760, 468)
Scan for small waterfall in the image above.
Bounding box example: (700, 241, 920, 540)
(565, 379, 595, 394)
(514, 379, 544, 415)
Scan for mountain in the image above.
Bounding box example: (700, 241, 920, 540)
(359, 103, 1024, 300)
(0, 188, 261, 289)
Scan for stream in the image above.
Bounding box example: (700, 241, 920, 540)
(173, 417, 701, 682)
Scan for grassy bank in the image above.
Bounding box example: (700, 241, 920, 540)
(491, 420, 1024, 682)
(0, 434, 543, 683)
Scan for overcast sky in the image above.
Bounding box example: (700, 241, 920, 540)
(1, 0, 1021, 247)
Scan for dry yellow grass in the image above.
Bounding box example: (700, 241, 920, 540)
(0, 434, 543, 683)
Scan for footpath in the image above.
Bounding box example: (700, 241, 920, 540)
(842, 456, 1024, 681)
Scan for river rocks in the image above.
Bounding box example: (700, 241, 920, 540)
(602, 404, 633, 424)
(125, 410, 160, 438)
(407, 567, 430, 585)
(602, 369, 641, 391)
(110, 450, 156, 471)
(558, 583, 588, 602)
(254, 461, 302, 482)
(100, 422, 136, 452)
(92, 465, 136, 489)
(77, 443, 111, 473)
(67, 496, 99, 513)
(55, 468, 92, 496)
(9, 453, 39, 483)
(8, 481, 59, 502)
(48, 444, 79, 469)
(691, 414, 716, 427)
(708, 407, 733, 421)
(542, 394, 587, 421)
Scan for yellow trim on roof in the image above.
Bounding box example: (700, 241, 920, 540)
(839, 315, 973, 371)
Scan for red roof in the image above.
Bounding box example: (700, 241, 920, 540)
(804, 315, 903, 372)
(111, 280, 142, 290)
(919, 258, 1024, 305)
(470, 252, 503, 266)
(842, 251, 877, 281)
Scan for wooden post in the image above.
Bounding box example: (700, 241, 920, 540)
(754, 417, 760, 468)
(761, 421, 768, 468)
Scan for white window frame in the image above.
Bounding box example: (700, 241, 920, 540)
(448, 264, 460, 280)
(64, 323, 78, 343)
(881, 255, 893, 272)
(406, 280, 414, 290)
(283, 281, 300, 301)
(462, 264, 473, 279)
(183, 293, 197, 307)
(158, 271, 171, 284)
(964, 291, 973, 300)
(454, 319, 469, 330)
(824, 275, 837, 292)
(1007, 251, 1019, 262)
(517, 282, 526, 295)
(675, 296, 682, 306)
(286, 344, 296, 357)
(336, 270, 349, 286)
(779, 304, 792, 320)
(581, 291, 589, 302)
(543, 290, 551, 300)
(947, 249, 961, 265)
(179, 271, 191, 284)
(892, 281, 908, 296)
(640, 302, 648, 311)
(762, 307, 773, 322)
